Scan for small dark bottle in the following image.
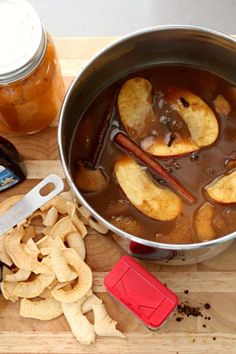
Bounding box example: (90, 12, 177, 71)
(0, 137, 26, 191)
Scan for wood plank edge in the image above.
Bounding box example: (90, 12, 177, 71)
(0, 331, 235, 353)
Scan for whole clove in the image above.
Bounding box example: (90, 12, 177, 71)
(179, 96, 190, 108)
(166, 133, 176, 147)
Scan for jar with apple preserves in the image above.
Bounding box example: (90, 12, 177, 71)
(0, 0, 65, 134)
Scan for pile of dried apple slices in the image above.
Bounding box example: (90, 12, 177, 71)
(0, 192, 124, 345)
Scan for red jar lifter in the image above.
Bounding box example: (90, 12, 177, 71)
(104, 256, 178, 330)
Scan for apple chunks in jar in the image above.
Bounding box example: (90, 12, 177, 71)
(70, 65, 236, 244)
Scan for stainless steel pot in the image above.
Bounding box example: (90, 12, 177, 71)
(58, 25, 236, 265)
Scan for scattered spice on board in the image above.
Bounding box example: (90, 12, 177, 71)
(184, 290, 189, 294)
(177, 303, 203, 318)
(204, 303, 211, 309)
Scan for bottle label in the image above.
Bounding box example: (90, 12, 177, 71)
(0, 165, 20, 191)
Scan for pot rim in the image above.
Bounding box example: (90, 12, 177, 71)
(58, 24, 236, 251)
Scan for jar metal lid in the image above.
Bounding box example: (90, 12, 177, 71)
(0, 0, 47, 84)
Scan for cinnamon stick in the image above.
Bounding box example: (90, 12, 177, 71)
(89, 91, 118, 169)
(114, 132, 196, 204)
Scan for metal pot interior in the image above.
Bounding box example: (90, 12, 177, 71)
(58, 26, 236, 256)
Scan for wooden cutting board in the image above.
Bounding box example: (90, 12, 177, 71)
(1, 37, 236, 354)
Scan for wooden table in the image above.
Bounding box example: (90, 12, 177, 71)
(1, 37, 236, 354)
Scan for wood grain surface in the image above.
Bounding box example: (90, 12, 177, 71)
(0, 36, 236, 354)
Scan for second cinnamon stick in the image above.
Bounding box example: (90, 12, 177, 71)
(89, 90, 118, 169)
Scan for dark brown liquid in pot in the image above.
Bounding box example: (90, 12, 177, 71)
(70, 66, 236, 244)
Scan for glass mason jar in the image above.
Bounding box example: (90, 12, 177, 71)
(0, 0, 65, 134)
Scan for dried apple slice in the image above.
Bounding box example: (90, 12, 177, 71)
(40, 196, 67, 214)
(41, 226, 53, 236)
(49, 216, 77, 239)
(5, 269, 31, 282)
(43, 207, 58, 227)
(22, 226, 36, 243)
(194, 203, 216, 241)
(28, 210, 45, 224)
(62, 299, 95, 345)
(118, 77, 155, 139)
(1, 267, 19, 302)
(1, 280, 19, 303)
(20, 297, 63, 321)
(51, 249, 92, 303)
(0, 236, 12, 267)
(59, 190, 74, 203)
(66, 232, 86, 260)
(66, 202, 87, 238)
(25, 238, 40, 258)
(8, 272, 55, 298)
(0, 194, 23, 214)
(93, 303, 125, 338)
(143, 88, 219, 157)
(78, 206, 108, 235)
(51, 247, 77, 282)
(0, 195, 23, 266)
(82, 292, 102, 314)
(206, 170, 236, 204)
(39, 288, 52, 299)
(115, 157, 182, 221)
(36, 235, 53, 248)
(5, 228, 51, 274)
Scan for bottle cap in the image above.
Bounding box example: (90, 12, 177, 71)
(0, 0, 46, 84)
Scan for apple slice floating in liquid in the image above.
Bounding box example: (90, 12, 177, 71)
(194, 203, 216, 241)
(118, 77, 155, 140)
(118, 78, 219, 157)
(206, 170, 236, 204)
(114, 156, 182, 221)
(167, 88, 219, 145)
(146, 87, 219, 157)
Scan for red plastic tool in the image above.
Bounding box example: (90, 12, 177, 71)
(104, 256, 178, 329)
